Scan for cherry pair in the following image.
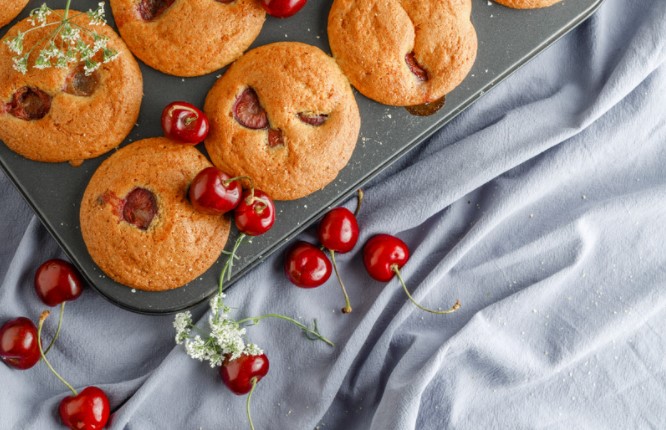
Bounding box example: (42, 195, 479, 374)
(0, 259, 82, 369)
(189, 167, 275, 237)
(285, 191, 362, 313)
(0, 260, 111, 429)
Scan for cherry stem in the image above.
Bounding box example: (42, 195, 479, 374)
(215, 234, 247, 320)
(37, 311, 78, 396)
(236, 314, 335, 347)
(329, 249, 352, 314)
(43, 301, 65, 356)
(354, 189, 364, 218)
(391, 265, 461, 315)
(246, 377, 257, 430)
(224, 175, 254, 191)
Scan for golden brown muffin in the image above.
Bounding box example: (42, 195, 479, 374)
(0, 11, 142, 164)
(327, 0, 477, 106)
(0, 0, 28, 28)
(494, 0, 561, 9)
(80, 138, 231, 291)
(109, 0, 265, 77)
(204, 42, 360, 201)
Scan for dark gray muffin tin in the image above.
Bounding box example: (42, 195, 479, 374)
(0, 0, 605, 313)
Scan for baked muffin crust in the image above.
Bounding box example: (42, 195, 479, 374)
(80, 138, 231, 291)
(328, 0, 477, 106)
(109, 0, 265, 77)
(204, 42, 360, 201)
(0, 11, 142, 164)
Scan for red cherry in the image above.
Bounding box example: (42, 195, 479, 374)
(284, 241, 331, 288)
(188, 167, 242, 215)
(34, 259, 83, 307)
(363, 234, 461, 315)
(0, 317, 40, 370)
(161, 101, 209, 144)
(233, 88, 268, 130)
(362, 234, 409, 282)
(220, 353, 269, 395)
(318, 207, 359, 254)
(234, 189, 276, 236)
(59, 386, 110, 430)
(260, 0, 307, 18)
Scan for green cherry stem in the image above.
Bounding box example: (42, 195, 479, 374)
(391, 265, 461, 315)
(43, 301, 65, 356)
(329, 249, 353, 314)
(237, 314, 335, 347)
(37, 311, 78, 396)
(354, 189, 364, 218)
(246, 377, 258, 430)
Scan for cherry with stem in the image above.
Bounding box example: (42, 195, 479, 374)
(317, 189, 363, 313)
(37, 311, 110, 430)
(363, 234, 461, 315)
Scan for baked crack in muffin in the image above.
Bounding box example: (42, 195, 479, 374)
(328, 0, 477, 106)
(204, 42, 360, 201)
(80, 138, 231, 291)
(0, 11, 142, 164)
(109, 0, 265, 77)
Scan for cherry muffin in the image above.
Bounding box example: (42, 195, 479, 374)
(327, 0, 477, 106)
(109, 0, 265, 77)
(0, 11, 142, 164)
(0, 0, 28, 28)
(80, 138, 231, 291)
(204, 42, 360, 201)
(494, 0, 562, 9)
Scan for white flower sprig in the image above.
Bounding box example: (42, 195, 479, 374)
(3, 1, 119, 76)
(174, 235, 334, 369)
(174, 293, 264, 368)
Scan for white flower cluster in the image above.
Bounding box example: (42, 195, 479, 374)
(3, 2, 119, 75)
(173, 293, 263, 368)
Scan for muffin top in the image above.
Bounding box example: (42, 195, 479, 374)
(109, 0, 265, 77)
(204, 42, 360, 201)
(80, 138, 231, 291)
(328, 0, 477, 106)
(0, 10, 142, 164)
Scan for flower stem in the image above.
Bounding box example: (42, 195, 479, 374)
(214, 234, 246, 322)
(246, 377, 257, 430)
(392, 265, 461, 315)
(329, 249, 352, 314)
(237, 314, 335, 347)
(64, 0, 72, 19)
(37, 311, 78, 396)
(43, 301, 65, 356)
(354, 189, 364, 218)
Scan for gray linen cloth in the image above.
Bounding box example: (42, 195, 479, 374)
(1, 0, 665, 428)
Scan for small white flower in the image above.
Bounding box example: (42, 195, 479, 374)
(60, 23, 81, 44)
(243, 343, 263, 356)
(84, 59, 100, 75)
(102, 48, 119, 64)
(173, 311, 193, 344)
(12, 54, 29, 74)
(87, 2, 107, 26)
(4, 32, 24, 55)
(28, 4, 52, 27)
(92, 34, 108, 52)
(210, 317, 247, 361)
(34, 53, 51, 70)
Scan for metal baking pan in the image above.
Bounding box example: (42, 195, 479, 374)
(0, 0, 605, 314)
